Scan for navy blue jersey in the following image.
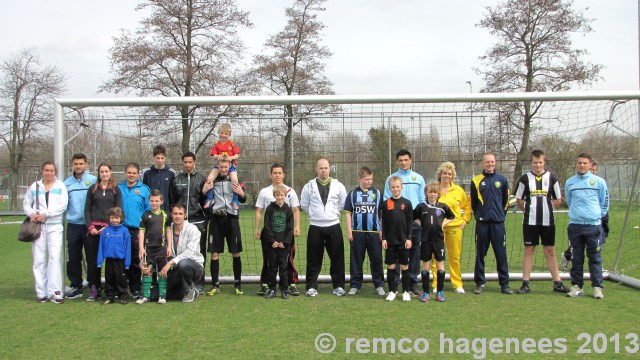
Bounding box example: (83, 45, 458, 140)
(344, 187, 382, 232)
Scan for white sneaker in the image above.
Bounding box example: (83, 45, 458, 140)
(433, 288, 437, 294)
(157, 297, 166, 304)
(454, 287, 465, 294)
(333, 287, 346, 296)
(136, 297, 149, 304)
(348, 288, 359, 295)
(385, 291, 397, 301)
(376, 287, 386, 296)
(402, 291, 411, 302)
(306, 288, 318, 297)
(593, 287, 604, 299)
(566, 285, 584, 298)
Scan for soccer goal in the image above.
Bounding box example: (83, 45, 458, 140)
(53, 91, 640, 289)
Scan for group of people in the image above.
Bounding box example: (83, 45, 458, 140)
(23, 123, 610, 304)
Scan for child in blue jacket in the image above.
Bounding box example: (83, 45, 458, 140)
(97, 207, 131, 304)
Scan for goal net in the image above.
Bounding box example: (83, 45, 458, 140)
(54, 92, 640, 287)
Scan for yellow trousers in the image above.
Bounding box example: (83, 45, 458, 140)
(432, 227, 464, 290)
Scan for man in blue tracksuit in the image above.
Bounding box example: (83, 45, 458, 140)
(384, 149, 425, 295)
(471, 152, 512, 295)
(64, 153, 97, 299)
(565, 153, 609, 299)
(118, 162, 151, 299)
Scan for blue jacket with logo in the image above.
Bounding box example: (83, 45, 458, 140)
(117, 180, 151, 229)
(64, 172, 97, 225)
(471, 171, 509, 222)
(565, 171, 609, 225)
(384, 168, 426, 210)
(97, 224, 131, 268)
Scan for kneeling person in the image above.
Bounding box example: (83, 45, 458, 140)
(137, 190, 172, 304)
(414, 182, 455, 302)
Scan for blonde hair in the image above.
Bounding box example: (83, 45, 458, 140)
(426, 181, 440, 194)
(436, 161, 457, 182)
(389, 175, 403, 186)
(273, 184, 287, 196)
(218, 123, 232, 134)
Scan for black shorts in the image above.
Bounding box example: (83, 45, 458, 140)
(208, 215, 243, 253)
(522, 224, 555, 246)
(143, 246, 168, 271)
(421, 237, 446, 262)
(385, 243, 410, 266)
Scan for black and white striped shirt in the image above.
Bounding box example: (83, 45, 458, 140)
(515, 171, 561, 226)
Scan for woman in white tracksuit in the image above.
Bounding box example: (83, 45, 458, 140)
(23, 161, 69, 303)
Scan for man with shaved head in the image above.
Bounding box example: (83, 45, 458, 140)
(300, 158, 347, 297)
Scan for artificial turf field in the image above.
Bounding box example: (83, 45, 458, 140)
(0, 206, 638, 359)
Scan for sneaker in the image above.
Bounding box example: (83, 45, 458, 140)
(265, 289, 276, 299)
(348, 288, 359, 296)
(131, 290, 141, 300)
(566, 285, 584, 298)
(86, 285, 98, 302)
(120, 295, 129, 305)
(281, 290, 289, 300)
(158, 297, 167, 304)
(36, 297, 48, 303)
(410, 287, 420, 297)
(433, 288, 437, 294)
(289, 284, 300, 296)
(402, 291, 411, 302)
(376, 287, 386, 296)
(385, 291, 397, 302)
(257, 284, 268, 296)
(136, 297, 149, 304)
(593, 287, 604, 299)
(516, 284, 531, 294)
(196, 285, 205, 294)
(50, 291, 65, 304)
(203, 198, 214, 209)
(65, 287, 83, 299)
(103, 298, 115, 305)
(207, 287, 221, 296)
(419, 292, 430, 302)
(501, 286, 514, 295)
(235, 286, 244, 296)
(454, 287, 465, 294)
(306, 288, 318, 297)
(553, 282, 570, 294)
(436, 291, 446, 302)
(474, 284, 485, 295)
(182, 287, 197, 303)
(333, 287, 346, 296)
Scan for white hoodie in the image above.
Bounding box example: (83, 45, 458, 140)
(300, 177, 347, 227)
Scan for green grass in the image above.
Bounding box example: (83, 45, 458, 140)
(1, 206, 639, 359)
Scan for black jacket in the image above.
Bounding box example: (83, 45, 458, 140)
(171, 170, 207, 223)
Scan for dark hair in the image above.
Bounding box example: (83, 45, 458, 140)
(396, 149, 412, 160)
(182, 151, 196, 161)
(93, 162, 115, 191)
(577, 152, 592, 162)
(124, 162, 140, 172)
(153, 145, 167, 157)
(71, 153, 87, 162)
(271, 163, 285, 174)
(107, 207, 125, 221)
(172, 203, 187, 212)
(150, 188, 163, 200)
(530, 150, 545, 161)
(41, 161, 56, 171)
(358, 166, 373, 178)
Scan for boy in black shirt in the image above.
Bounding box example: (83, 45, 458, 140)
(381, 176, 413, 302)
(414, 182, 455, 302)
(262, 185, 294, 299)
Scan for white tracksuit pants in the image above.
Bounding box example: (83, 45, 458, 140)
(32, 223, 64, 298)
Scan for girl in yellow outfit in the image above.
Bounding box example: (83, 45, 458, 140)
(431, 162, 472, 293)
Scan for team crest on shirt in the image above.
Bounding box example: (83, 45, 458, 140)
(589, 180, 596, 187)
(135, 190, 140, 195)
(495, 182, 501, 189)
(400, 204, 406, 210)
(436, 209, 442, 216)
(411, 175, 416, 181)
(85, 180, 91, 186)
(370, 193, 376, 200)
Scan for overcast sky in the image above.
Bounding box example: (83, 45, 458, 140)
(1, 0, 637, 98)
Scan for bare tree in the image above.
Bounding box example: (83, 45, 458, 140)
(0, 48, 66, 210)
(100, 0, 252, 154)
(251, 0, 339, 176)
(475, 0, 602, 187)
